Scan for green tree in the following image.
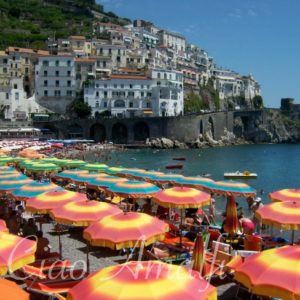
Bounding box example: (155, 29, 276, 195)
(253, 95, 264, 109)
(73, 100, 92, 118)
(184, 92, 205, 113)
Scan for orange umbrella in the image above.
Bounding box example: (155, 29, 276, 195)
(50, 200, 122, 227)
(26, 190, 87, 214)
(0, 232, 36, 275)
(66, 260, 217, 300)
(235, 245, 300, 299)
(0, 219, 8, 233)
(0, 279, 29, 300)
(269, 189, 300, 202)
(223, 196, 239, 235)
(153, 187, 211, 208)
(192, 233, 206, 276)
(256, 201, 300, 243)
(84, 212, 169, 250)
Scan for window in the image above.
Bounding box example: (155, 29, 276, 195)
(12, 56, 15, 61)
(25, 67, 29, 74)
(103, 61, 106, 68)
(44, 80, 48, 87)
(44, 90, 48, 96)
(67, 70, 71, 76)
(54, 90, 61, 96)
(6, 93, 9, 100)
(88, 65, 92, 72)
(25, 57, 29, 64)
(129, 102, 133, 108)
(15, 92, 19, 100)
(67, 80, 71, 87)
(66, 90, 72, 96)
(55, 60, 59, 67)
(164, 73, 167, 79)
(104, 84, 107, 88)
(3, 58, 7, 64)
(147, 92, 152, 97)
(104, 102, 107, 108)
(114, 84, 117, 88)
(146, 102, 151, 108)
(67, 60, 71, 67)
(128, 91, 134, 97)
(95, 101, 99, 108)
(55, 80, 59, 87)
(114, 100, 125, 107)
(104, 91, 107, 98)
(157, 72, 161, 79)
(14, 84, 17, 89)
(56, 70, 59, 76)
(141, 92, 144, 97)
(96, 91, 99, 97)
(157, 81, 161, 86)
(44, 70, 48, 76)
(3, 68, 7, 73)
(43, 60, 49, 66)
(130, 84, 133, 89)
(108, 48, 112, 54)
(121, 84, 124, 88)
(141, 84, 144, 89)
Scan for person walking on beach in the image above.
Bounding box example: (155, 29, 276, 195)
(251, 197, 263, 233)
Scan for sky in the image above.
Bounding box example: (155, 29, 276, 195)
(98, 0, 300, 108)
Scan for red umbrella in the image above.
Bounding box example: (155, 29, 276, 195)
(224, 196, 239, 235)
(192, 233, 206, 276)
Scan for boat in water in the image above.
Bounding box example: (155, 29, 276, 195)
(224, 171, 257, 179)
(172, 157, 186, 161)
(165, 164, 184, 170)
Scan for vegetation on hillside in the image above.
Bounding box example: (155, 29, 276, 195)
(0, 0, 130, 50)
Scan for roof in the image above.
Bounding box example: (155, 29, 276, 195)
(110, 75, 150, 80)
(75, 58, 96, 63)
(69, 36, 86, 40)
(6, 47, 49, 56)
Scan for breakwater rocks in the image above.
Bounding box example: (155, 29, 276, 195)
(146, 128, 250, 149)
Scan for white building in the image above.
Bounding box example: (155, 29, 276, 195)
(35, 54, 76, 113)
(242, 75, 261, 102)
(158, 30, 186, 57)
(84, 69, 183, 118)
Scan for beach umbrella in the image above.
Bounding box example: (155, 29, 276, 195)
(66, 260, 217, 300)
(0, 232, 36, 276)
(84, 212, 168, 250)
(80, 163, 108, 172)
(192, 233, 206, 276)
(11, 181, 63, 201)
(26, 190, 87, 214)
(116, 168, 147, 179)
(153, 187, 211, 208)
(132, 171, 164, 181)
(269, 188, 300, 202)
(0, 166, 15, 171)
(0, 219, 8, 233)
(0, 156, 14, 165)
(50, 200, 122, 227)
(223, 195, 239, 235)
(107, 180, 161, 198)
(0, 171, 21, 179)
(105, 167, 125, 175)
(55, 169, 88, 181)
(71, 173, 107, 185)
(204, 180, 256, 197)
(176, 176, 215, 189)
(0, 279, 29, 300)
(147, 173, 184, 185)
(255, 201, 300, 243)
(87, 176, 127, 190)
(10, 157, 27, 163)
(235, 245, 300, 299)
(55, 159, 86, 168)
(26, 162, 61, 172)
(0, 176, 33, 193)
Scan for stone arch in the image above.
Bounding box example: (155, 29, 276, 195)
(133, 121, 150, 141)
(114, 99, 125, 108)
(208, 116, 215, 139)
(90, 123, 106, 142)
(199, 120, 203, 135)
(67, 124, 83, 138)
(111, 122, 128, 144)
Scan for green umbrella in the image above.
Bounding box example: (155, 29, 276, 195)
(26, 163, 61, 172)
(81, 163, 108, 172)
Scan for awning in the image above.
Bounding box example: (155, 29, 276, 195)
(143, 110, 153, 115)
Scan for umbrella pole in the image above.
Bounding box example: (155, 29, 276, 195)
(180, 209, 183, 245)
(86, 242, 90, 274)
(291, 230, 295, 245)
(58, 230, 62, 259)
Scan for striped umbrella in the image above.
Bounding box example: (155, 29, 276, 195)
(71, 173, 108, 185)
(132, 171, 165, 181)
(235, 245, 300, 299)
(66, 261, 217, 300)
(50, 200, 122, 227)
(0, 232, 36, 275)
(26, 162, 61, 172)
(192, 233, 206, 276)
(0, 279, 29, 300)
(223, 195, 239, 235)
(176, 176, 215, 189)
(0, 156, 14, 165)
(204, 180, 256, 197)
(11, 181, 63, 201)
(0, 219, 8, 233)
(84, 212, 168, 249)
(87, 176, 128, 190)
(147, 173, 184, 185)
(0, 166, 15, 171)
(0, 176, 33, 192)
(269, 189, 300, 202)
(26, 190, 87, 214)
(116, 168, 147, 179)
(153, 187, 211, 208)
(255, 201, 300, 243)
(55, 159, 86, 168)
(81, 163, 108, 172)
(105, 167, 125, 175)
(107, 180, 161, 198)
(0, 172, 21, 179)
(55, 169, 88, 181)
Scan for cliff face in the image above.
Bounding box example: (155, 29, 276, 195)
(234, 110, 300, 143)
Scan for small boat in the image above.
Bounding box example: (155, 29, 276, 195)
(224, 171, 257, 179)
(165, 164, 184, 170)
(172, 157, 186, 161)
